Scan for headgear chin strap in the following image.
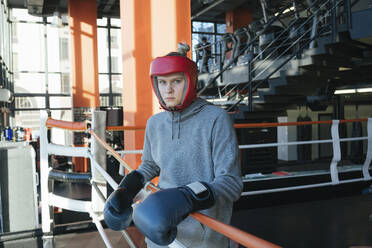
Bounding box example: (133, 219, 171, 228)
(150, 55, 198, 111)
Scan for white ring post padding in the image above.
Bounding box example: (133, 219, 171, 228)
(91, 111, 108, 216)
(115, 150, 143, 155)
(120, 230, 138, 248)
(47, 143, 90, 157)
(330, 120, 341, 184)
(48, 193, 92, 213)
(363, 118, 372, 180)
(90, 154, 119, 190)
(30, 145, 40, 229)
(92, 215, 114, 248)
(40, 111, 51, 233)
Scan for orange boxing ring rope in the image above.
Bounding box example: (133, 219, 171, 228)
(41, 114, 372, 248)
(46, 117, 89, 131)
(40, 112, 282, 248)
(103, 118, 368, 131)
(89, 128, 281, 248)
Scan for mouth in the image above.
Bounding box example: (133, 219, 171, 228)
(164, 97, 175, 101)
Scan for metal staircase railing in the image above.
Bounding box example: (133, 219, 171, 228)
(196, 1, 294, 95)
(195, 0, 352, 112)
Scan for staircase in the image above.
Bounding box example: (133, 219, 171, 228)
(196, 0, 372, 115)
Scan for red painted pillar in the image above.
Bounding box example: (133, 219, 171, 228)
(226, 8, 253, 33)
(68, 0, 99, 172)
(120, 0, 192, 171)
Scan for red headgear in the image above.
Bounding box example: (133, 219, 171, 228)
(150, 55, 198, 111)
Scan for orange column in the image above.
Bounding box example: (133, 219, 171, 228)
(68, 0, 99, 172)
(120, 0, 191, 169)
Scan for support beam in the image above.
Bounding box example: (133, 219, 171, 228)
(69, 0, 99, 172)
(120, 0, 191, 170)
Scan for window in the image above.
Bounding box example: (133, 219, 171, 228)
(13, 52, 19, 79)
(15, 97, 32, 108)
(98, 17, 122, 107)
(110, 57, 118, 73)
(113, 95, 122, 106)
(59, 37, 69, 60)
(12, 21, 18, 43)
(192, 21, 226, 71)
(100, 96, 109, 107)
(110, 34, 118, 49)
(61, 73, 70, 94)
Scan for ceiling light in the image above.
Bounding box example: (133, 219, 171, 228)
(356, 87, 372, 93)
(334, 87, 372, 94)
(338, 67, 352, 71)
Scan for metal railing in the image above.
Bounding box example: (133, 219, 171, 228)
(195, 0, 351, 110)
(109, 118, 372, 196)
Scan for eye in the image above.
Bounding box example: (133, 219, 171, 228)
(174, 79, 182, 84)
(158, 80, 166, 85)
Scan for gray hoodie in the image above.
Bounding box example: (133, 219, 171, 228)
(137, 98, 243, 248)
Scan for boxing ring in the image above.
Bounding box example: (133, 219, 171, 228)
(39, 110, 372, 248)
(39, 111, 280, 248)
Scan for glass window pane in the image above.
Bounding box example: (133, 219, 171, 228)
(192, 21, 214, 33)
(97, 17, 107, 26)
(48, 74, 62, 94)
(100, 96, 109, 107)
(192, 33, 201, 61)
(98, 28, 109, 73)
(13, 23, 44, 71)
(99, 74, 109, 93)
(14, 110, 41, 130)
(15, 73, 46, 93)
(192, 34, 213, 63)
(51, 109, 72, 122)
(15, 96, 45, 109)
(110, 18, 121, 27)
(215, 35, 224, 66)
(113, 95, 122, 107)
(112, 75, 122, 94)
(110, 28, 122, 73)
(11, 8, 42, 22)
(47, 25, 61, 72)
(50, 110, 73, 146)
(50, 96, 72, 108)
(217, 23, 226, 34)
(61, 73, 71, 94)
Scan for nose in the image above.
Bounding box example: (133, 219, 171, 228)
(166, 82, 174, 92)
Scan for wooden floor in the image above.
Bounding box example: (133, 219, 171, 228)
(54, 226, 146, 248)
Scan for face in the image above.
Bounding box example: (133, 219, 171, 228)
(157, 73, 186, 108)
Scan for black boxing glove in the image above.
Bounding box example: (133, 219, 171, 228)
(133, 181, 215, 245)
(104, 170, 144, 230)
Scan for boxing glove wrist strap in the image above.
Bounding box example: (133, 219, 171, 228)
(180, 181, 215, 211)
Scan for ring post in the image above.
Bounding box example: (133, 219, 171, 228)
(40, 111, 54, 247)
(91, 110, 107, 218)
(330, 120, 341, 184)
(363, 118, 372, 180)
